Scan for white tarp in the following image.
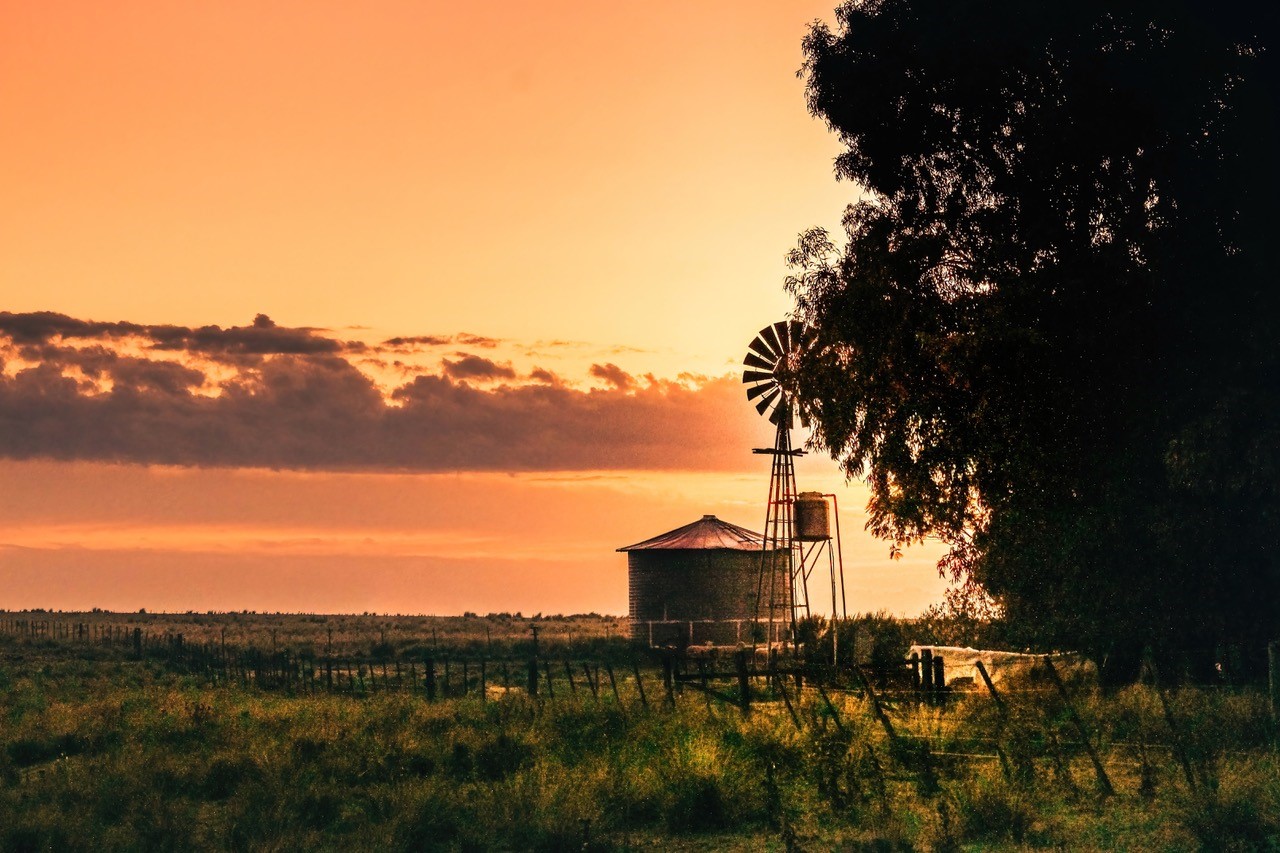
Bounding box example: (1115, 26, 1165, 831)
(908, 644, 1045, 688)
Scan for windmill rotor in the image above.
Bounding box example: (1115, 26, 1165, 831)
(742, 320, 810, 427)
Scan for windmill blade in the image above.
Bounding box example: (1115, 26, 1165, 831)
(772, 321, 792, 355)
(743, 319, 815, 426)
(759, 324, 784, 358)
(754, 387, 780, 416)
(748, 334, 776, 360)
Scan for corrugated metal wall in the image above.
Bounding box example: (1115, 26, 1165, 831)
(627, 549, 791, 644)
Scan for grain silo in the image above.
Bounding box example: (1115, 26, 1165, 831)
(618, 515, 790, 646)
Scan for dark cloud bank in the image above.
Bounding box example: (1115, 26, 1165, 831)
(0, 312, 749, 472)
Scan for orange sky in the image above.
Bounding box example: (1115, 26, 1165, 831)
(0, 1, 948, 615)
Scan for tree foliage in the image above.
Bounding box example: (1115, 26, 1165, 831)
(785, 0, 1280, 672)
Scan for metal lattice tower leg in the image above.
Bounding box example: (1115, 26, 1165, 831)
(753, 417, 808, 653)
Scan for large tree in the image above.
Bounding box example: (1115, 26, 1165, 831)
(785, 0, 1280, 675)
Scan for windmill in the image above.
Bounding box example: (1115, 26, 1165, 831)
(743, 321, 848, 656)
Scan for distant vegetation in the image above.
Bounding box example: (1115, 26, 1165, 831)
(0, 610, 625, 661)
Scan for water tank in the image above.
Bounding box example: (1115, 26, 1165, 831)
(618, 515, 790, 645)
(794, 492, 831, 541)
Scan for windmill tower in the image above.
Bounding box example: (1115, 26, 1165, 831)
(742, 321, 848, 655)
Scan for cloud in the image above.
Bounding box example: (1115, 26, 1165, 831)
(589, 362, 635, 391)
(0, 311, 357, 361)
(384, 373, 750, 470)
(149, 313, 357, 358)
(10, 344, 207, 394)
(0, 311, 147, 344)
(0, 312, 756, 472)
(455, 332, 501, 348)
(382, 334, 453, 348)
(380, 332, 502, 351)
(441, 354, 517, 381)
(528, 367, 561, 385)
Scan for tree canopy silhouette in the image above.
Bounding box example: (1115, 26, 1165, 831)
(786, 0, 1279, 674)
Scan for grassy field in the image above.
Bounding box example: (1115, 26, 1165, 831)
(2, 615, 1279, 851)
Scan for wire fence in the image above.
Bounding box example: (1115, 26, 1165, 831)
(3, 615, 1276, 801)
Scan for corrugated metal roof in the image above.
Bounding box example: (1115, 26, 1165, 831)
(618, 515, 772, 552)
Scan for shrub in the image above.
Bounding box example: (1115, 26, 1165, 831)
(475, 732, 530, 781)
(953, 777, 1034, 844)
(664, 774, 729, 833)
(1178, 758, 1280, 852)
(202, 754, 261, 800)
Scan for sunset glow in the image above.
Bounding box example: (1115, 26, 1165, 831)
(1, 1, 947, 616)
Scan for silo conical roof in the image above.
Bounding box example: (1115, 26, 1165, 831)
(617, 515, 768, 552)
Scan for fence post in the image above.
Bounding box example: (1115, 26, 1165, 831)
(1143, 658, 1198, 792)
(735, 649, 751, 716)
(976, 660, 1021, 783)
(920, 648, 934, 697)
(563, 660, 577, 695)
(1269, 640, 1280, 736)
(1044, 656, 1114, 797)
(605, 662, 621, 704)
(1044, 728, 1078, 795)
(527, 657, 539, 698)
(424, 657, 437, 701)
(814, 682, 846, 734)
(932, 656, 946, 706)
(856, 665, 899, 744)
(631, 658, 648, 708)
(699, 660, 712, 711)
(769, 659, 802, 731)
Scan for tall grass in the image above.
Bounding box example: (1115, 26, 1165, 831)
(2, 641, 1279, 850)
